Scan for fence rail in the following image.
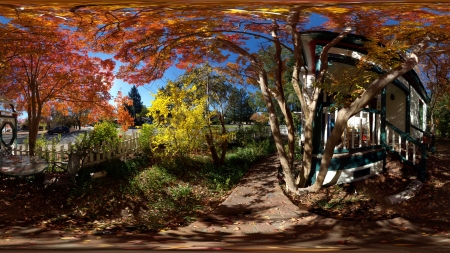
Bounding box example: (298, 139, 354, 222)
(12, 132, 140, 167)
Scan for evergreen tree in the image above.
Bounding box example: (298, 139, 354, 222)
(126, 85, 144, 119)
(227, 88, 254, 126)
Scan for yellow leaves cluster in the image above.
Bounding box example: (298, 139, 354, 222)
(149, 81, 208, 156)
(321, 7, 350, 14)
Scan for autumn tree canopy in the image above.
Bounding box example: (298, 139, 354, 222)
(0, 14, 116, 155)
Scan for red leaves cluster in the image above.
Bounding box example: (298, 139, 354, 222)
(114, 91, 134, 131)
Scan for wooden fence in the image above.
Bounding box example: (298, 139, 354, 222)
(12, 132, 140, 167)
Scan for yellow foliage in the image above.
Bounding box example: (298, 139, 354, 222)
(148, 81, 208, 156)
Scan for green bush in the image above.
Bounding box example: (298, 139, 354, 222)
(138, 123, 157, 155)
(33, 134, 61, 162)
(235, 125, 271, 146)
(91, 121, 119, 147)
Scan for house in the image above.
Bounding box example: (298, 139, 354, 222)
(299, 31, 431, 186)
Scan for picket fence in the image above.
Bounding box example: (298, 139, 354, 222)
(12, 132, 140, 167)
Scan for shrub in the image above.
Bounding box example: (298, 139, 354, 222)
(235, 125, 271, 146)
(33, 134, 61, 162)
(91, 121, 120, 147)
(138, 123, 157, 155)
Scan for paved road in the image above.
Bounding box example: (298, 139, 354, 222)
(14, 127, 139, 149)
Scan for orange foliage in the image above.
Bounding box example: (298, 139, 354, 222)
(0, 14, 115, 155)
(114, 91, 134, 131)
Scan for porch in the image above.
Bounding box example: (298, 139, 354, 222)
(308, 103, 431, 186)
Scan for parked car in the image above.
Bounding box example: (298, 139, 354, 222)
(47, 126, 70, 135)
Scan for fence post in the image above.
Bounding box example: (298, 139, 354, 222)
(60, 145, 64, 162)
(89, 150, 94, 164)
(96, 145, 101, 163)
(108, 141, 112, 159)
(68, 142, 72, 154)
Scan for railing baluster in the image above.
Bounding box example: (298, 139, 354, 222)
(343, 127, 347, 149)
(370, 112, 374, 145)
(391, 131, 395, 150)
(367, 112, 371, 146)
(324, 107, 328, 150)
(351, 127, 355, 148)
(393, 132, 397, 151)
(377, 114, 380, 145)
(359, 111, 363, 147)
(406, 139, 409, 160)
(386, 128, 390, 147)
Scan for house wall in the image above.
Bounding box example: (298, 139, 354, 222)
(410, 85, 427, 139)
(386, 84, 406, 132)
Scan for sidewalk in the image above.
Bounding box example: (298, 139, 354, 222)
(1, 154, 450, 251)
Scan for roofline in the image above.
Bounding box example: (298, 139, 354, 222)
(300, 31, 430, 103)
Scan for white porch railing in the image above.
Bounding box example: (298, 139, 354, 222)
(385, 122, 428, 167)
(12, 132, 140, 167)
(322, 107, 381, 151)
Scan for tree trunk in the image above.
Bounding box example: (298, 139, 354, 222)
(205, 116, 228, 167)
(297, 110, 314, 187)
(310, 109, 350, 191)
(28, 114, 41, 156)
(258, 74, 297, 193)
(219, 117, 228, 166)
(205, 132, 220, 166)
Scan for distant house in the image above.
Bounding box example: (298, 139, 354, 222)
(299, 32, 431, 185)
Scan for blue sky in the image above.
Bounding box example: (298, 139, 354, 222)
(109, 64, 184, 108)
